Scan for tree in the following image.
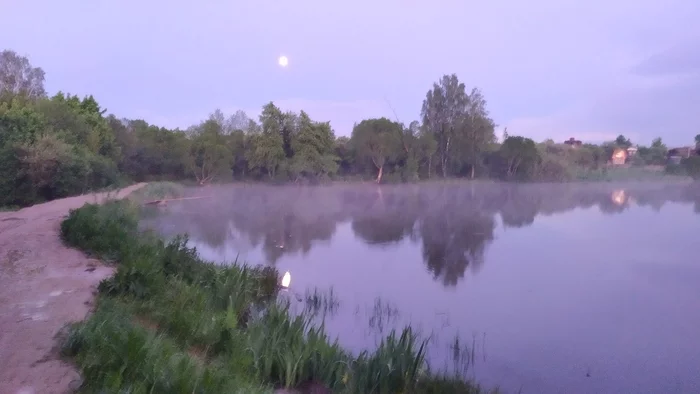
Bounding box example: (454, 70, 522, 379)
(399, 121, 436, 180)
(421, 74, 468, 177)
(682, 156, 700, 180)
(421, 74, 494, 178)
(648, 137, 668, 165)
(247, 130, 285, 179)
(259, 102, 296, 159)
(350, 118, 402, 183)
(455, 88, 496, 178)
(0, 50, 46, 100)
(0, 99, 46, 147)
(695, 134, 700, 146)
(496, 136, 540, 179)
(615, 134, 632, 148)
(188, 119, 231, 184)
(289, 111, 339, 181)
(334, 136, 354, 176)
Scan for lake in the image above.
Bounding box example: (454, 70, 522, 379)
(143, 181, 700, 394)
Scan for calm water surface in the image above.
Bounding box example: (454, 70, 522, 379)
(144, 182, 700, 394)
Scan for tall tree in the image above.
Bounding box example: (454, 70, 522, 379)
(289, 111, 339, 181)
(247, 131, 285, 179)
(457, 88, 496, 178)
(615, 134, 632, 148)
(497, 136, 540, 179)
(421, 74, 494, 178)
(259, 102, 296, 159)
(0, 50, 46, 100)
(421, 74, 467, 177)
(188, 119, 231, 184)
(399, 121, 436, 181)
(350, 118, 402, 183)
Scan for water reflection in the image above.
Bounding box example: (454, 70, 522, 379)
(145, 182, 700, 288)
(144, 182, 700, 393)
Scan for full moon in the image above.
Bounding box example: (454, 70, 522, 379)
(278, 55, 289, 67)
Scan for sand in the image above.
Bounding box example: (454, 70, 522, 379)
(0, 184, 146, 394)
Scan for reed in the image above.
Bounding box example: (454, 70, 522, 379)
(60, 200, 494, 393)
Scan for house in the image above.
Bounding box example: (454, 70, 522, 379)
(611, 148, 627, 165)
(667, 146, 699, 164)
(626, 145, 638, 156)
(564, 137, 582, 147)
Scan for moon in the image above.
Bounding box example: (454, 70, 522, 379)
(278, 55, 289, 68)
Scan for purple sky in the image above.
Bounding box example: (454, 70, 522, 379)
(3, 0, 699, 145)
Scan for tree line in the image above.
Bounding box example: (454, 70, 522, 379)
(2, 49, 699, 207)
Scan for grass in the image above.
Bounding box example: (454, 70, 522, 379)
(574, 165, 689, 182)
(128, 181, 185, 202)
(59, 199, 494, 393)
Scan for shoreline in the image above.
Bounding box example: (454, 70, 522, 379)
(55, 195, 493, 393)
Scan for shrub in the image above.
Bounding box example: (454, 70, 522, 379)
(682, 156, 700, 180)
(60, 200, 139, 261)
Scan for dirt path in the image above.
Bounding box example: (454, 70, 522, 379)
(0, 184, 147, 394)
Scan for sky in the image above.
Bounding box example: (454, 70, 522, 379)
(2, 0, 700, 146)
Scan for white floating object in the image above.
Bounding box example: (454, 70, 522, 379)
(278, 55, 289, 67)
(281, 271, 291, 288)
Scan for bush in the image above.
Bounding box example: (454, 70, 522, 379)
(60, 200, 139, 261)
(682, 156, 700, 180)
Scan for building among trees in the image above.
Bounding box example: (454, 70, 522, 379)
(667, 146, 699, 165)
(611, 148, 628, 165)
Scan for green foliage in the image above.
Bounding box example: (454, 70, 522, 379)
(61, 300, 270, 393)
(246, 303, 350, 390)
(60, 201, 139, 261)
(129, 181, 185, 201)
(350, 117, 403, 182)
(633, 137, 668, 166)
(60, 201, 490, 393)
(493, 136, 540, 180)
(289, 111, 339, 181)
(682, 156, 700, 180)
(349, 327, 427, 393)
(421, 74, 496, 178)
(615, 134, 632, 148)
(3, 48, 696, 210)
(188, 119, 232, 184)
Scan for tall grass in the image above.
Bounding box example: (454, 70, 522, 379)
(60, 200, 494, 393)
(128, 181, 185, 202)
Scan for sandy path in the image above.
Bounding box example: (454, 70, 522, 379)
(0, 184, 147, 394)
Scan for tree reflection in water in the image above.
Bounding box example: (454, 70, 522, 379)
(143, 181, 700, 287)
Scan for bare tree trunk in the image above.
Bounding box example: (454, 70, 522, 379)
(441, 151, 448, 177)
(441, 136, 452, 177)
(428, 156, 432, 179)
(376, 165, 384, 183)
(470, 164, 475, 179)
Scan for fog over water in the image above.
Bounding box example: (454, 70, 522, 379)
(143, 181, 700, 394)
